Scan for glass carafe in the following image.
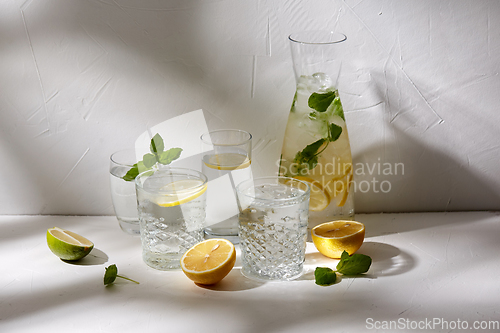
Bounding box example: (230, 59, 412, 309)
(279, 30, 354, 230)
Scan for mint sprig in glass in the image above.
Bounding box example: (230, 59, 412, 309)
(122, 133, 182, 181)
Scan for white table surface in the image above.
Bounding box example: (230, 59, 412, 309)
(1, 212, 500, 333)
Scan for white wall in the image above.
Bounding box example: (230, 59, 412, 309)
(1, 0, 499, 215)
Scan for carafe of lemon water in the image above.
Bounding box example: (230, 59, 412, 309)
(279, 30, 354, 230)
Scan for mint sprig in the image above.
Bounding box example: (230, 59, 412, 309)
(122, 133, 182, 181)
(291, 91, 345, 175)
(314, 251, 372, 286)
(314, 267, 337, 286)
(104, 264, 139, 285)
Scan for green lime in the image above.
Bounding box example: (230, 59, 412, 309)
(46, 227, 94, 261)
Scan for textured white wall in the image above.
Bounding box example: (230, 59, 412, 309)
(1, 0, 499, 215)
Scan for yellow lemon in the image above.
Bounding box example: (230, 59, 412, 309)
(156, 179, 207, 207)
(288, 176, 330, 211)
(181, 238, 236, 285)
(204, 153, 251, 170)
(311, 221, 365, 259)
(47, 227, 94, 261)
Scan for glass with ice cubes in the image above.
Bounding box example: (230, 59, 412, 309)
(236, 176, 310, 281)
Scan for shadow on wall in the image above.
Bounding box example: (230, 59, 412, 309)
(349, 68, 500, 214)
(0, 0, 271, 215)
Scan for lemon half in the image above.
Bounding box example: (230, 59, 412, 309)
(311, 220, 365, 259)
(47, 227, 94, 261)
(181, 238, 236, 285)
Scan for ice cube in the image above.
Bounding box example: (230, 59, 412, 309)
(308, 72, 333, 92)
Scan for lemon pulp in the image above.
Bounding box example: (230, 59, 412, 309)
(47, 227, 94, 261)
(156, 179, 207, 207)
(203, 153, 251, 170)
(181, 238, 236, 285)
(311, 220, 365, 259)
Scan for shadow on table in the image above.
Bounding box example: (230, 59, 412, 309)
(62, 248, 109, 266)
(196, 268, 265, 291)
(301, 241, 415, 281)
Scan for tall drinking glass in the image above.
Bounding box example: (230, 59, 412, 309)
(236, 176, 310, 281)
(109, 149, 140, 235)
(135, 168, 207, 270)
(201, 129, 252, 243)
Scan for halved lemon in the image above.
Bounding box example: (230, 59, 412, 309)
(47, 227, 94, 261)
(311, 221, 365, 259)
(181, 238, 236, 285)
(288, 176, 330, 211)
(156, 179, 207, 207)
(203, 153, 251, 170)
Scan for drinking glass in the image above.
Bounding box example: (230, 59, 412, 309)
(109, 149, 140, 235)
(200, 129, 252, 243)
(135, 168, 207, 270)
(236, 176, 310, 281)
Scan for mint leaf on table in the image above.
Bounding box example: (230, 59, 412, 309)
(308, 91, 336, 112)
(104, 264, 118, 285)
(336, 251, 372, 275)
(104, 264, 139, 286)
(314, 267, 337, 286)
(121, 133, 183, 182)
(315, 251, 372, 286)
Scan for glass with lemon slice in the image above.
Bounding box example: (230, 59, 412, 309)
(135, 168, 208, 270)
(201, 130, 252, 242)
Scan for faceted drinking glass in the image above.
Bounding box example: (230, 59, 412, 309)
(236, 176, 310, 281)
(135, 168, 207, 270)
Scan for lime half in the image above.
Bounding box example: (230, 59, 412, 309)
(47, 227, 94, 261)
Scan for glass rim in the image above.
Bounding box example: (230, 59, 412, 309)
(236, 176, 310, 203)
(135, 167, 208, 193)
(288, 30, 347, 45)
(200, 129, 252, 146)
(110, 148, 137, 167)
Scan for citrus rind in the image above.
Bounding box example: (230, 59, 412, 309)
(156, 180, 207, 207)
(311, 220, 365, 259)
(287, 176, 330, 212)
(181, 238, 236, 285)
(46, 227, 94, 261)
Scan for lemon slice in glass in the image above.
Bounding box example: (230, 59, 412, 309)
(156, 179, 207, 207)
(47, 227, 94, 261)
(204, 153, 251, 170)
(289, 176, 330, 211)
(311, 220, 365, 259)
(181, 238, 236, 285)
